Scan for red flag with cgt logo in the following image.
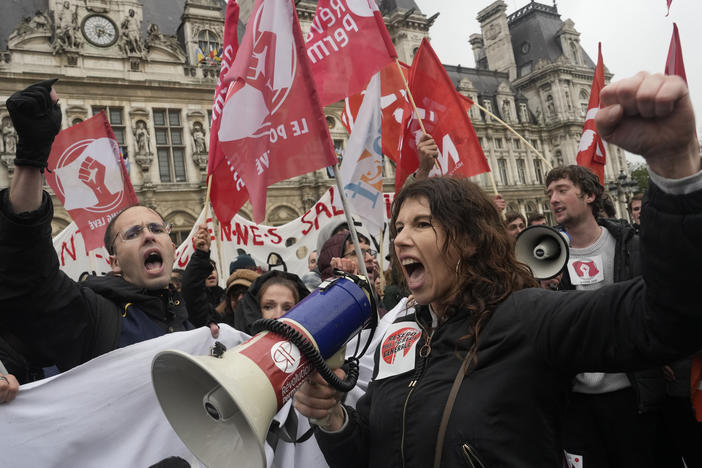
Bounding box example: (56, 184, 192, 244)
(217, 0, 338, 223)
(45, 111, 138, 252)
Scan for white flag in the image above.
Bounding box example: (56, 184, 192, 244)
(338, 73, 385, 234)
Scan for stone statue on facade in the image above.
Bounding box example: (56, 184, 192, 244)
(52, 1, 81, 54)
(191, 122, 207, 154)
(134, 120, 151, 155)
(2, 117, 17, 155)
(146, 24, 185, 57)
(119, 9, 144, 56)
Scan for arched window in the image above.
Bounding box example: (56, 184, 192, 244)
(579, 88, 590, 117)
(569, 41, 579, 64)
(198, 30, 220, 54)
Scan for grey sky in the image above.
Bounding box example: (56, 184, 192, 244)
(413, 0, 700, 162)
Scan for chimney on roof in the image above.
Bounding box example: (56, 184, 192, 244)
(476, 0, 517, 80)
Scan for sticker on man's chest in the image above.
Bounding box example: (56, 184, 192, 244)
(567, 254, 604, 285)
(376, 322, 422, 380)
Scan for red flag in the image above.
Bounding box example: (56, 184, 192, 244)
(576, 42, 607, 186)
(208, 0, 247, 223)
(45, 112, 138, 252)
(305, 0, 397, 106)
(665, 23, 687, 83)
(341, 61, 412, 165)
(217, 0, 338, 223)
(666, 0, 673, 16)
(395, 39, 489, 192)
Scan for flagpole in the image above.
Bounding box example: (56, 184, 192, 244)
(331, 165, 370, 280)
(378, 227, 386, 292)
(472, 101, 552, 171)
(203, 174, 213, 222)
(202, 173, 225, 283)
(394, 59, 440, 171)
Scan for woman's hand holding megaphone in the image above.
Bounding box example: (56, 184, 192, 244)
(294, 369, 347, 432)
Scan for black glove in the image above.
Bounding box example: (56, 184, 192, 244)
(5, 78, 62, 172)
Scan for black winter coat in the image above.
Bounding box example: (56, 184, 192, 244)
(315, 183, 702, 467)
(559, 217, 663, 412)
(182, 248, 222, 327)
(0, 190, 200, 372)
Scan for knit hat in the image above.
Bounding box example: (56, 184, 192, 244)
(229, 254, 256, 274)
(225, 269, 260, 295)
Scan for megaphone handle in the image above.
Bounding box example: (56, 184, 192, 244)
(309, 345, 346, 427)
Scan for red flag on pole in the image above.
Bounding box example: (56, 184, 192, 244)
(665, 23, 687, 83)
(576, 42, 607, 186)
(45, 112, 138, 252)
(395, 39, 489, 192)
(217, 0, 338, 223)
(305, 0, 397, 106)
(207, 0, 248, 223)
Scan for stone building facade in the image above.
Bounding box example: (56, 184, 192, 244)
(0, 0, 629, 242)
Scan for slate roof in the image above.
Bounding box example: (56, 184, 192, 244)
(507, 2, 595, 70)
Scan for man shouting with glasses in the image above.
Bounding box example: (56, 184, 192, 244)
(0, 80, 216, 379)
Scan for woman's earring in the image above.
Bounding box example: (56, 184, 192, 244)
(455, 258, 461, 278)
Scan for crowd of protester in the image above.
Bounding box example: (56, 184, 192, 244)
(1, 72, 701, 468)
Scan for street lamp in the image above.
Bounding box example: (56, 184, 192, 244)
(607, 170, 639, 219)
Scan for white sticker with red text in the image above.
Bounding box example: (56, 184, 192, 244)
(375, 322, 422, 380)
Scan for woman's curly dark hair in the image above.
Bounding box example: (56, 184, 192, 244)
(390, 177, 537, 364)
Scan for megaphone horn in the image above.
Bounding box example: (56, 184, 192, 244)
(152, 276, 373, 468)
(515, 225, 570, 280)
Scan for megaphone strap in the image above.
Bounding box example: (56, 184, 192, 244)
(251, 318, 360, 393)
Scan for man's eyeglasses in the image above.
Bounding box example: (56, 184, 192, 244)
(110, 222, 172, 252)
(343, 248, 378, 259)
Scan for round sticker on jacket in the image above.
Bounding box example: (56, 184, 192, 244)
(376, 322, 421, 380)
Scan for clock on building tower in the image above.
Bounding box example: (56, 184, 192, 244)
(81, 14, 118, 47)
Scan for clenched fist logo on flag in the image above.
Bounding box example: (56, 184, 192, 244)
(46, 112, 137, 251)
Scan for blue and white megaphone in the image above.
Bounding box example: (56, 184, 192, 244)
(151, 275, 374, 468)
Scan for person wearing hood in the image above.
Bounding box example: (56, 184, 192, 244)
(215, 268, 261, 328)
(0, 80, 215, 374)
(231, 270, 310, 335)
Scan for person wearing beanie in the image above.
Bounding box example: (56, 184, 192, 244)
(229, 253, 257, 275)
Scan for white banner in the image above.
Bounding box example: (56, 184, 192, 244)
(0, 326, 248, 468)
(54, 187, 396, 285)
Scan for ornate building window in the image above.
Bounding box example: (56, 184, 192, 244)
(513, 139, 521, 150)
(516, 159, 526, 184)
(483, 100, 493, 121)
(494, 137, 503, 149)
(92, 106, 127, 160)
(497, 158, 509, 185)
(579, 89, 589, 116)
(533, 159, 543, 184)
(198, 30, 220, 54)
(154, 109, 186, 183)
(519, 103, 529, 123)
(570, 41, 580, 64)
